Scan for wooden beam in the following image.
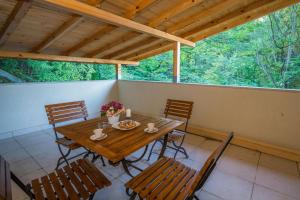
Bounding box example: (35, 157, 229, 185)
(63, 0, 156, 56)
(0, 51, 139, 65)
(115, 64, 122, 80)
(42, 0, 195, 47)
(125, 0, 300, 61)
(92, 0, 202, 58)
(32, 16, 83, 53)
(173, 42, 180, 83)
(0, 0, 32, 46)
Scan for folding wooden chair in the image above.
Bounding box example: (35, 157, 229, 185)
(127, 132, 234, 200)
(45, 100, 105, 169)
(0, 155, 111, 200)
(148, 99, 193, 160)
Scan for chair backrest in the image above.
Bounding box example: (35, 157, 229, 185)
(164, 99, 193, 131)
(0, 155, 12, 200)
(45, 100, 88, 126)
(190, 132, 234, 195)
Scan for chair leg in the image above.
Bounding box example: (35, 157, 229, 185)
(56, 144, 71, 169)
(100, 156, 106, 166)
(147, 140, 159, 161)
(89, 193, 95, 200)
(172, 135, 189, 159)
(129, 192, 137, 200)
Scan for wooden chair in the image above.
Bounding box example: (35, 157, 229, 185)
(0, 155, 111, 200)
(45, 100, 104, 169)
(126, 132, 234, 200)
(148, 99, 193, 160)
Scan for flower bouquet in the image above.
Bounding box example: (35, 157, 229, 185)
(101, 101, 124, 124)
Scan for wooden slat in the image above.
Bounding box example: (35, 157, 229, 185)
(48, 172, 67, 200)
(124, 0, 157, 19)
(133, 159, 175, 192)
(0, 50, 139, 65)
(150, 165, 190, 199)
(32, 16, 83, 53)
(56, 169, 79, 200)
(78, 159, 111, 187)
(63, 165, 89, 199)
(0, 0, 32, 46)
(139, 162, 184, 198)
(70, 162, 97, 193)
(164, 169, 196, 200)
(126, 158, 170, 188)
(40, 176, 56, 200)
(157, 167, 195, 199)
(31, 179, 45, 200)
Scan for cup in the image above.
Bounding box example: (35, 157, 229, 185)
(147, 123, 155, 132)
(93, 129, 103, 138)
(126, 108, 132, 118)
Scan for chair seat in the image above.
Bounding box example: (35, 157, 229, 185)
(56, 137, 82, 150)
(31, 159, 111, 200)
(126, 157, 197, 200)
(167, 129, 185, 142)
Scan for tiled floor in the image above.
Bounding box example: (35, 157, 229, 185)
(0, 129, 299, 200)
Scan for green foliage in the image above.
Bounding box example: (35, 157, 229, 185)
(123, 4, 300, 89)
(0, 59, 115, 83)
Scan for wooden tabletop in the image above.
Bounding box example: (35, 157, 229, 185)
(55, 114, 183, 163)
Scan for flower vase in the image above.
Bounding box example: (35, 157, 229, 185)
(108, 115, 120, 124)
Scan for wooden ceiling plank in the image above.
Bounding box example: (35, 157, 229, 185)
(64, 0, 156, 56)
(42, 0, 194, 46)
(124, 0, 157, 19)
(148, 0, 205, 28)
(116, 0, 239, 60)
(96, 0, 203, 58)
(32, 16, 83, 53)
(0, 50, 139, 65)
(103, 37, 158, 59)
(183, 0, 300, 40)
(63, 24, 116, 55)
(125, 0, 300, 61)
(85, 32, 140, 58)
(166, 0, 239, 33)
(0, 0, 32, 46)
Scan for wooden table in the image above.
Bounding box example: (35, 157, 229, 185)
(56, 114, 183, 176)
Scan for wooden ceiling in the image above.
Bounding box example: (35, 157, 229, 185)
(0, 0, 299, 63)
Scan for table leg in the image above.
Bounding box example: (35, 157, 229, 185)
(158, 133, 168, 159)
(121, 145, 149, 177)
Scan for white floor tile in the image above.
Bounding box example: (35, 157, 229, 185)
(203, 170, 253, 200)
(10, 157, 42, 178)
(0, 139, 22, 154)
(255, 165, 300, 199)
(196, 190, 224, 200)
(11, 181, 29, 200)
(2, 148, 31, 163)
(252, 184, 298, 200)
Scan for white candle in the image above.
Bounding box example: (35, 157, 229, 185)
(126, 108, 131, 118)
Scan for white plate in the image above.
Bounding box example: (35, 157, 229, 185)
(144, 127, 158, 133)
(90, 133, 107, 141)
(112, 120, 141, 130)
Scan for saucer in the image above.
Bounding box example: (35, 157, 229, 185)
(90, 133, 107, 141)
(144, 127, 158, 133)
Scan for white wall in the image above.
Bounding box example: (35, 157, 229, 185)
(118, 80, 300, 151)
(0, 80, 118, 138)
